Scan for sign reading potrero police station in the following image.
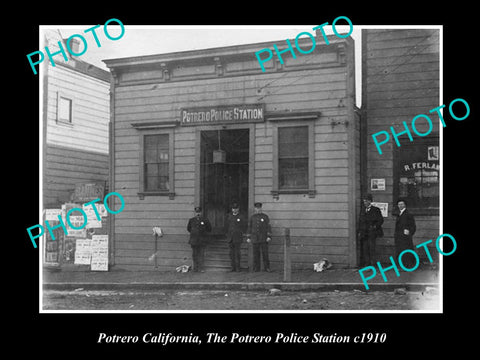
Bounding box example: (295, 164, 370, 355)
(180, 104, 265, 126)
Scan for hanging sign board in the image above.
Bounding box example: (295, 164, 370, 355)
(72, 182, 105, 203)
(180, 104, 265, 126)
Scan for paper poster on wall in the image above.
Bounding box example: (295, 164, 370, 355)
(372, 202, 388, 217)
(90, 235, 108, 271)
(62, 203, 87, 237)
(74, 239, 92, 265)
(44, 209, 62, 221)
(82, 203, 108, 229)
(428, 146, 439, 160)
(83, 204, 102, 229)
(371, 178, 385, 191)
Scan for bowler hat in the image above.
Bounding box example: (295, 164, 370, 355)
(363, 194, 373, 201)
(254, 202, 262, 208)
(194, 206, 202, 212)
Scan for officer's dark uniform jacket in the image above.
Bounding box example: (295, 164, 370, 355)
(187, 216, 212, 246)
(248, 213, 272, 243)
(225, 213, 246, 243)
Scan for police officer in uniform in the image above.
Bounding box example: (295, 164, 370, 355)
(358, 194, 384, 266)
(247, 202, 272, 272)
(187, 206, 212, 272)
(225, 202, 246, 272)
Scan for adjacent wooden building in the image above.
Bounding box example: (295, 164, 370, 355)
(361, 28, 440, 262)
(42, 30, 110, 208)
(104, 34, 360, 271)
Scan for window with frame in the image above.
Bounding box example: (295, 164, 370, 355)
(144, 134, 170, 192)
(272, 119, 316, 198)
(395, 138, 439, 211)
(57, 95, 73, 123)
(135, 124, 175, 199)
(278, 126, 309, 189)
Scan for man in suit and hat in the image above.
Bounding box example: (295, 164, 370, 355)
(394, 199, 416, 268)
(247, 202, 272, 272)
(187, 206, 212, 272)
(358, 194, 384, 266)
(225, 202, 246, 272)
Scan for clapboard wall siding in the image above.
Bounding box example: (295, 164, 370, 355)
(115, 86, 347, 108)
(46, 65, 109, 154)
(114, 67, 347, 93)
(363, 29, 440, 262)
(366, 80, 440, 95)
(114, 72, 347, 98)
(44, 144, 108, 205)
(117, 202, 352, 214)
(113, 72, 348, 117)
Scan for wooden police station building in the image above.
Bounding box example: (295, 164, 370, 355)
(103, 28, 439, 272)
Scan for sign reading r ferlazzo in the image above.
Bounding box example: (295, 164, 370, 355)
(181, 104, 265, 126)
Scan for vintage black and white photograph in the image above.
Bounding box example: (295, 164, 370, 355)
(37, 24, 442, 312)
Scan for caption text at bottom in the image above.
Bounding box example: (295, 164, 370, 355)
(97, 332, 387, 345)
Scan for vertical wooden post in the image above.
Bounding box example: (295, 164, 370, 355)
(283, 227, 291, 282)
(248, 241, 253, 272)
(154, 233, 158, 269)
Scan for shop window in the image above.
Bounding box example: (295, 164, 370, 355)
(57, 93, 73, 124)
(137, 127, 175, 199)
(394, 138, 439, 213)
(272, 120, 315, 198)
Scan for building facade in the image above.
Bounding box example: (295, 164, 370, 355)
(104, 34, 360, 271)
(102, 28, 441, 272)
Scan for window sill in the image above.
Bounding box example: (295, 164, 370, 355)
(138, 191, 175, 200)
(271, 189, 316, 199)
(56, 120, 74, 127)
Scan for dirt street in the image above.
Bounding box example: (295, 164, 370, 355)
(42, 288, 439, 311)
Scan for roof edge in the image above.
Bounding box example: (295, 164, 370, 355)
(103, 34, 352, 69)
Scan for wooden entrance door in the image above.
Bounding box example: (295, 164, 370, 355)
(200, 129, 249, 234)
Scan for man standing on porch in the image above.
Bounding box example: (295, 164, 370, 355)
(187, 206, 212, 272)
(247, 202, 272, 272)
(225, 202, 247, 272)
